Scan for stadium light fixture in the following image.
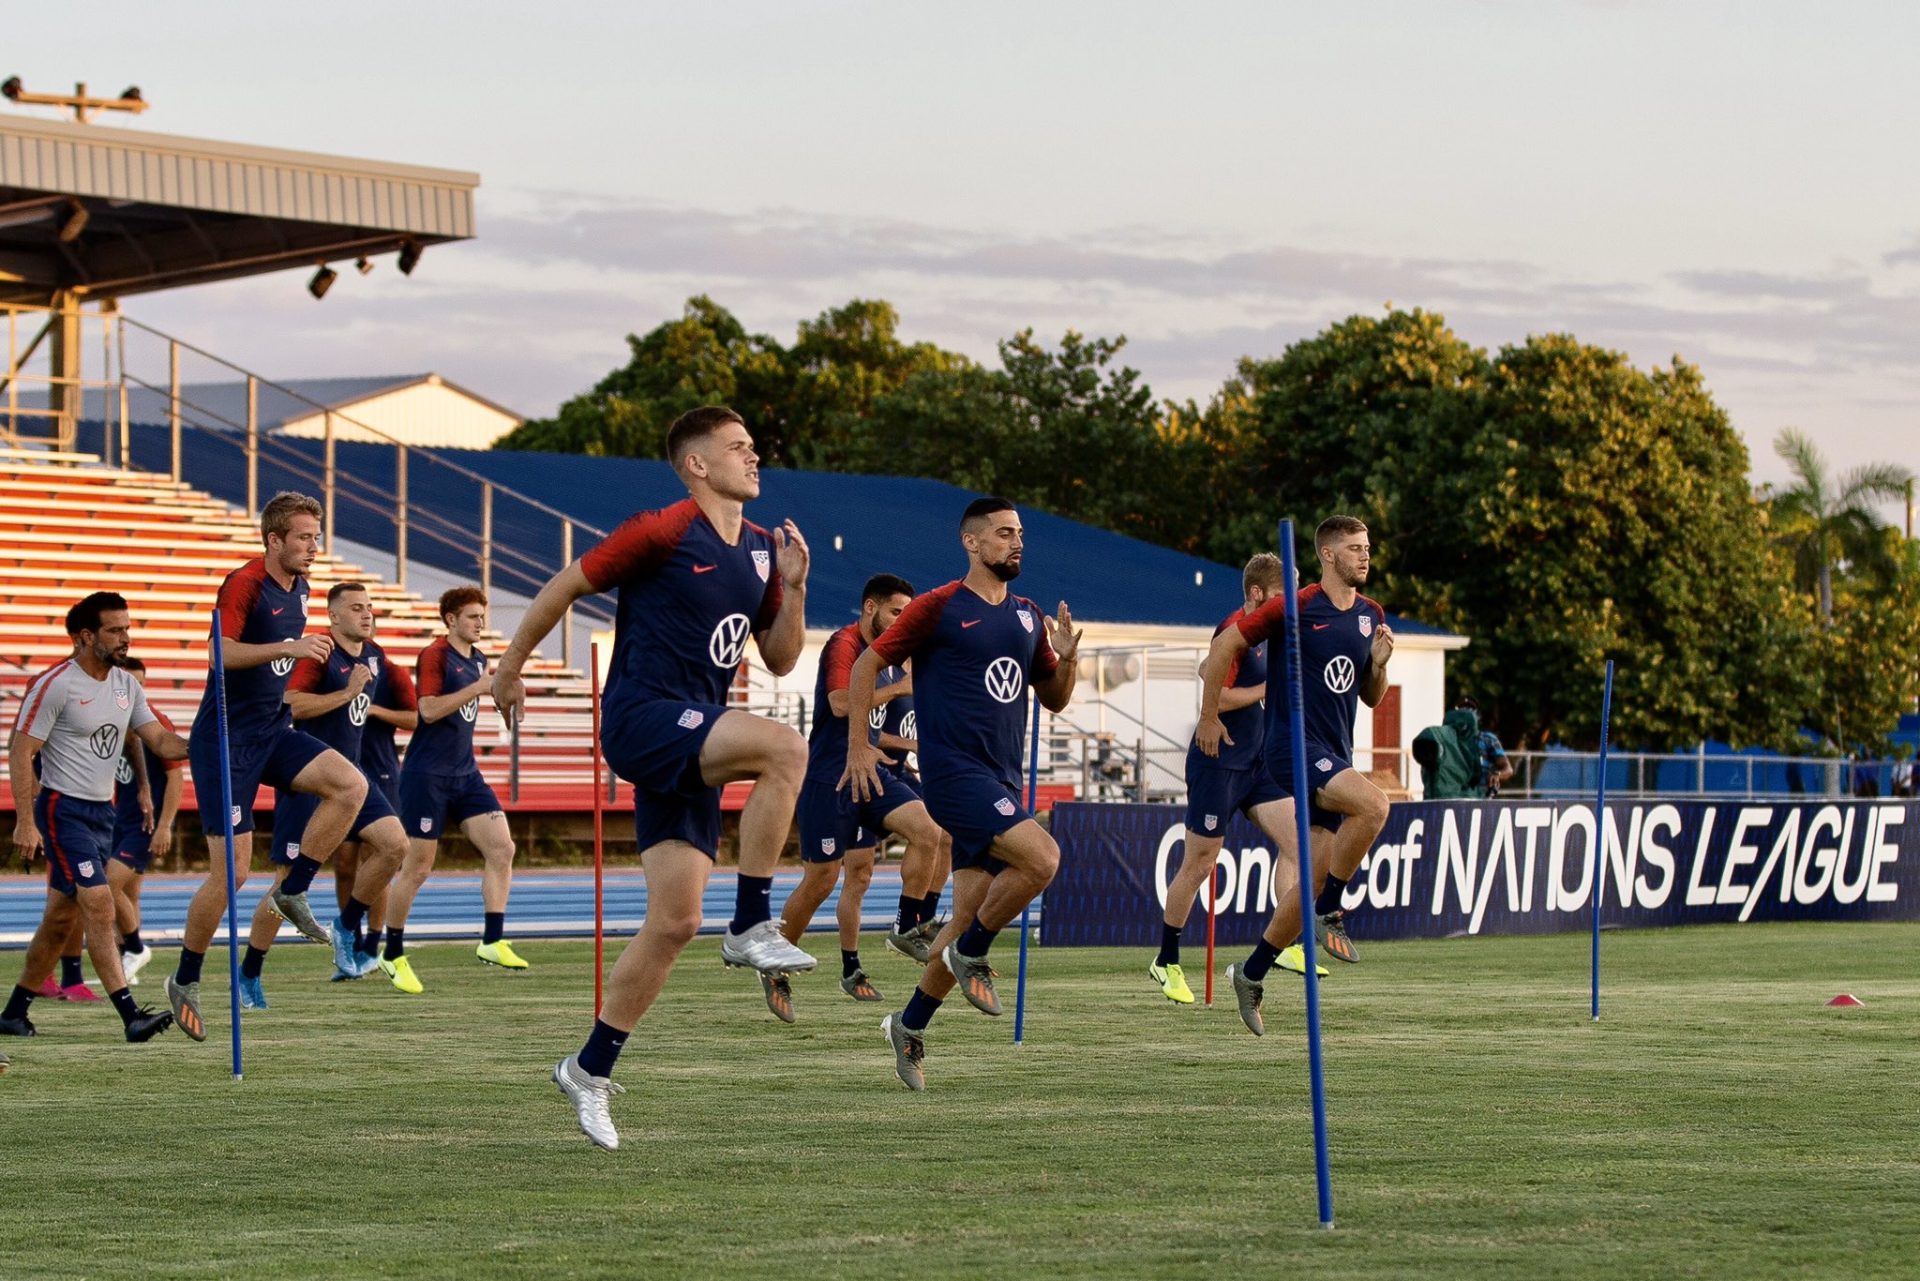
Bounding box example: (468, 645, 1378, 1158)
(396, 238, 423, 276)
(0, 76, 151, 123)
(57, 199, 89, 243)
(354, 256, 374, 275)
(308, 264, 337, 300)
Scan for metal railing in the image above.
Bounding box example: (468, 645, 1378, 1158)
(1493, 750, 1908, 801)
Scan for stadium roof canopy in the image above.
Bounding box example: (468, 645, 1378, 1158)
(0, 113, 477, 305)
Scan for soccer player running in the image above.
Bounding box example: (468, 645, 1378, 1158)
(766, 573, 947, 1020)
(877, 660, 953, 964)
(239, 584, 416, 1005)
(105, 655, 184, 987)
(843, 497, 1080, 1092)
(1151, 552, 1310, 1005)
(377, 586, 522, 993)
(493, 406, 814, 1151)
(1196, 515, 1394, 1036)
(2, 593, 185, 1042)
(166, 493, 370, 1043)
(341, 612, 416, 971)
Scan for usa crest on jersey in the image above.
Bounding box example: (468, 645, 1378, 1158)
(1016, 608, 1033, 634)
(751, 549, 771, 582)
(1359, 614, 1373, 638)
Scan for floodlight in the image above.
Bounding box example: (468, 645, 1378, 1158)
(396, 239, 422, 276)
(308, 264, 337, 300)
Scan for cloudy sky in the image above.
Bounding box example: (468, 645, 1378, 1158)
(10, 1, 1919, 503)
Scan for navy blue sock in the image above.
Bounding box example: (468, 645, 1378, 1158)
(577, 1018, 628, 1078)
(241, 946, 267, 979)
(842, 949, 860, 978)
(1315, 874, 1349, 917)
(1155, 922, 1182, 968)
(175, 947, 205, 986)
(956, 921, 998, 957)
(894, 894, 916, 934)
(360, 928, 383, 957)
(60, 956, 83, 987)
(483, 911, 505, 945)
(1243, 938, 1283, 983)
(729, 874, 773, 935)
(3, 984, 33, 1021)
(919, 891, 942, 923)
(121, 929, 143, 953)
(383, 928, 405, 961)
(280, 855, 323, 896)
(341, 897, 370, 933)
(901, 988, 943, 1032)
(109, 987, 139, 1024)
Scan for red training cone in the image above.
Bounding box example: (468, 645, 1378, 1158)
(1826, 994, 1864, 1007)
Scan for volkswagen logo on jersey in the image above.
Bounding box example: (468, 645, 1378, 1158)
(708, 613, 752, 667)
(900, 710, 916, 740)
(868, 705, 886, 730)
(270, 655, 295, 677)
(1359, 614, 1373, 638)
(459, 698, 478, 723)
(1324, 655, 1356, 694)
(349, 692, 371, 726)
(984, 656, 1025, 704)
(1016, 608, 1034, 634)
(116, 756, 134, 785)
(751, 549, 771, 583)
(89, 724, 120, 759)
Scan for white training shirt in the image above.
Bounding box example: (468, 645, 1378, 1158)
(13, 659, 156, 803)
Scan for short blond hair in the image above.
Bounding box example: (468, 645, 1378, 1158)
(1242, 552, 1286, 596)
(261, 491, 323, 543)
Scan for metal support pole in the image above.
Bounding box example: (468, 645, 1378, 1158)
(479, 483, 494, 598)
(115, 310, 130, 470)
(245, 375, 258, 515)
(323, 411, 336, 544)
(560, 521, 574, 666)
(395, 446, 409, 589)
(168, 340, 181, 481)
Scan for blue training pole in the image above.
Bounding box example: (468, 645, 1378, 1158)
(1013, 689, 1042, 1044)
(1279, 519, 1334, 1229)
(1591, 659, 1615, 1023)
(208, 613, 245, 1081)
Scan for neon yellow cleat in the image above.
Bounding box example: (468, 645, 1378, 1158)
(1148, 961, 1196, 1004)
(379, 954, 424, 994)
(476, 940, 530, 970)
(1277, 944, 1329, 978)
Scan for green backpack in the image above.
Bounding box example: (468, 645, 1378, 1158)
(1413, 708, 1485, 799)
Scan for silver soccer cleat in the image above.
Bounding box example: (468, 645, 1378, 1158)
(719, 920, 817, 975)
(269, 890, 332, 944)
(552, 1054, 626, 1151)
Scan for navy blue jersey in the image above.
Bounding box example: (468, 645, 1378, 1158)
(112, 706, 183, 829)
(1193, 607, 1267, 773)
(869, 581, 1059, 790)
(285, 642, 387, 760)
(877, 663, 916, 761)
(195, 557, 310, 743)
(806, 622, 875, 783)
(406, 637, 487, 776)
(358, 642, 413, 780)
(1239, 583, 1385, 762)
(580, 498, 783, 722)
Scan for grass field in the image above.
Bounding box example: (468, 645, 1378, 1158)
(4, 921, 1918, 1280)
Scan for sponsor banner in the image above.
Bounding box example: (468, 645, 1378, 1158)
(1044, 799, 1920, 948)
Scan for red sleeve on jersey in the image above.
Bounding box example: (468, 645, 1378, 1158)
(384, 663, 419, 711)
(151, 708, 188, 770)
(822, 624, 862, 693)
(215, 561, 266, 640)
(1236, 594, 1286, 647)
(579, 500, 697, 593)
(1024, 597, 1061, 681)
(286, 657, 326, 694)
(870, 581, 959, 667)
(415, 641, 447, 699)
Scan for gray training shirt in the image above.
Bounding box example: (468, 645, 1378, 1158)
(13, 659, 156, 803)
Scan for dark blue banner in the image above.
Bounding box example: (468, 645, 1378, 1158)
(1044, 799, 1920, 947)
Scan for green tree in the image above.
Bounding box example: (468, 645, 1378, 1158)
(1763, 428, 1914, 622)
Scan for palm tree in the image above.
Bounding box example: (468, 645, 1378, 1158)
(1767, 429, 1914, 622)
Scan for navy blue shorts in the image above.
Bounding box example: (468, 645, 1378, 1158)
(367, 768, 401, 812)
(398, 768, 501, 840)
(189, 722, 332, 837)
(36, 792, 115, 897)
(1184, 760, 1287, 839)
(1264, 746, 1350, 834)
(605, 699, 727, 858)
(922, 770, 1029, 876)
(272, 779, 398, 864)
(111, 813, 156, 873)
(796, 768, 921, 863)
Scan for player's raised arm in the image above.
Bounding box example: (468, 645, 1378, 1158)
(492, 560, 596, 724)
(840, 647, 894, 802)
(1034, 601, 1081, 713)
(753, 519, 809, 676)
